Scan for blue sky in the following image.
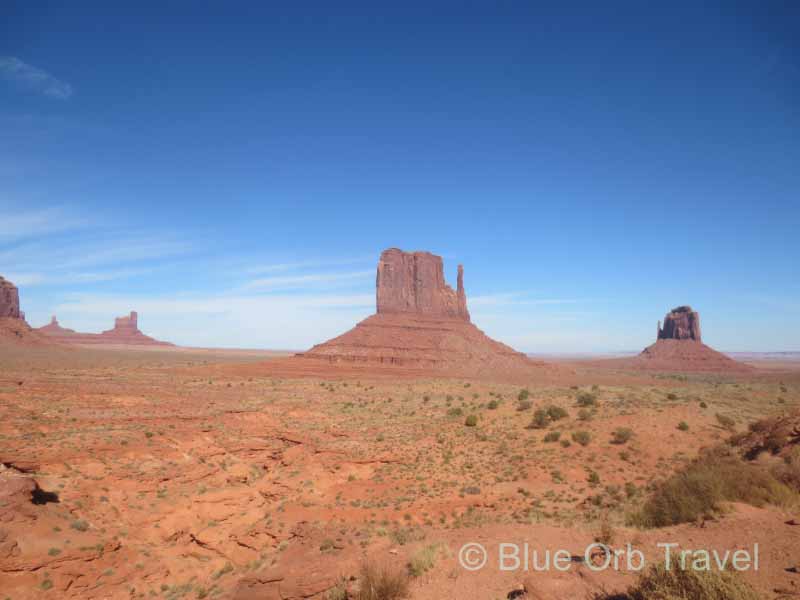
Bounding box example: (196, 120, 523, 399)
(1, 2, 798, 352)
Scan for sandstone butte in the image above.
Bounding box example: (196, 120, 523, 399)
(36, 311, 173, 347)
(631, 305, 753, 373)
(0, 275, 47, 344)
(298, 248, 550, 376)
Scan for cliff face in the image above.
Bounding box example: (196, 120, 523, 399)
(657, 306, 702, 342)
(0, 276, 21, 319)
(376, 249, 470, 321)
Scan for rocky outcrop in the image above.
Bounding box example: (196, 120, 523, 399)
(657, 305, 701, 342)
(300, 248, 551, 377)
(0, 276, 21, 319)
(376, 248, 469, 321)
(37, 312, 173, 346)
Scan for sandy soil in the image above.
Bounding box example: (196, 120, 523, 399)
(1, 342, 799, 599)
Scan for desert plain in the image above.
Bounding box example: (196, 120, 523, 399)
(1, 340, 800, 600)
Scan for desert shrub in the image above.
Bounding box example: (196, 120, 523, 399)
(666, 392, 678, 400)
(407, 544, 443, 577)
(629, 447, 795, 528)
(572, 431, 592, 446)
(576, 392, 597, 407)
(464, 414, 478, 427)
(596, 557, 761, 600)
(677, 421, 689, 431)
(546, 405, 568, 421)
(487, 400, 499, 410)
(70, 519, 89, 532)
(715, 413, 736, 431)
(326, 580, 348, 600)
(354, 562, 410, 600)
(611, 428, 634, 445)
(773, 446, 800, 492)
(544, 431, 561, 443)
(560, 439, 571, 448)
(516, 399, 533, 411)
(699, 401, 708, 409)
(587, 470, 600, 485)
(526, 409, 550, 429)
(578, 408, 592, 421)
(625, 481, 638, 498)
(447, 407, 463, 418)
(518, 388, 530, 402)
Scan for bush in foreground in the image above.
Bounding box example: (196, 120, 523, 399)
(595, 558, 761, 600)
(629, 447, 795, 528)
(354, 563, 410, 600)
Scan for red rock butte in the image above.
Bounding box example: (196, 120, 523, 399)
(299, 248, 548, 376)
(631, 305, 752, 373)
(0, 275, 22, 319)
(37, 312, 173, 347)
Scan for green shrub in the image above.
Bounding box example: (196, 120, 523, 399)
(612, 428, 634, 444)
(70, 519, 89, 532)
(572, 431, 592, 446)
(677, 421, 689, 431)
(487, 400, 499, 410)
(518, 388, 530, 401)
(598, 557, 761, 600)
(544, 431, 561, 443)
(629, 447, 796, 528)
(576, 392, 597, 407)
(447, 407, 463, 418)
(464, 414, 478, 427)
(526, 409, 550, 429)
(546, 405, 568, 421)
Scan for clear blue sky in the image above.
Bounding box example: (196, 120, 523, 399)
(1, 2, 798, 351)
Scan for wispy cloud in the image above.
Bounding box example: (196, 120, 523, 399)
(4, 267, 158, 287)
(0, 57, 73, 99)
(246, 256, 372, 275)
(243, 270, 373, 290)
(469, 292, 592, 308)
(0, 207, 90, 242)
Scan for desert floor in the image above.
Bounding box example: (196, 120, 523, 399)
(1, 344, 799, 599)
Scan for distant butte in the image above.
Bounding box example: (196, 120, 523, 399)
(631, 305, 752, 373)
(37, 312, 173, 347)
(298, 248, 553, 376)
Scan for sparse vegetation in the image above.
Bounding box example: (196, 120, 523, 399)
(716, 413, 736, 431)
(354, 562, 410, 600)
(597, 557, 761, 600)
(630, 447, 796, 528)
(611, 428, 634, 444)
(572, 430, 592, 446)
